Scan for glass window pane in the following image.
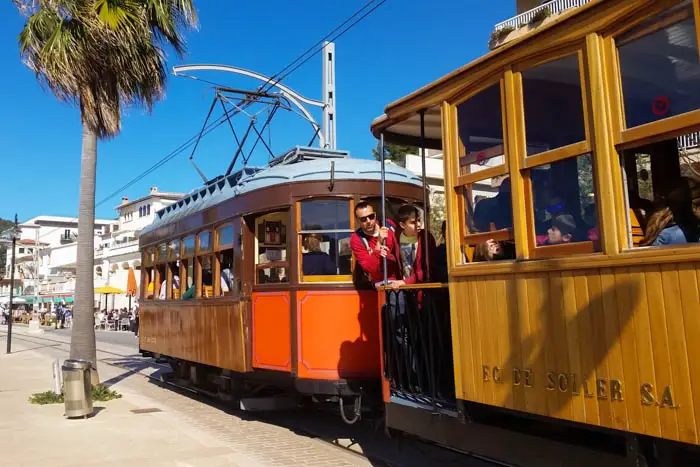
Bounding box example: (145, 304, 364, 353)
(464, 176, 513, 233)
(622, 131, 700, 248)
(145, 248, 155, 265)
(522, 54, 586, 155)
(157, 244, 167, 262)
(300, 200, 351, 231)
(219, 250, 236, 296)
(168, 240, 180, 260)
(301, 232, 352, 277)
(198, 232, 212, 252)
(258, 267, 288, 284)
(217, 225, 234, 247)
(531, 154, 599, 248)
(183, 236, 195, 257)
(201, 256, 213, 298)
(457, 83, 506, 175)
(618, 3, 700, 128)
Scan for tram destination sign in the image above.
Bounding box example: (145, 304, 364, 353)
(481, 365, 678, 409)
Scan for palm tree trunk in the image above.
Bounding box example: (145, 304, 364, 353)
(70, 122, 99, 384)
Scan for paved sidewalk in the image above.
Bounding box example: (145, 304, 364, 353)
(0, 332, 372, 467)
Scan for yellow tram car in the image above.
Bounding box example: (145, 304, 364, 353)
(371, 0, 700, 465)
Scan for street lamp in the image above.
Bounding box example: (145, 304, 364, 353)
(2, 214, 21, 354)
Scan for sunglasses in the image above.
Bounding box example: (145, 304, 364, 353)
(358, 213, 376, 222)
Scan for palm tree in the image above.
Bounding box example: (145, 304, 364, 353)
(16, 0, 197, 381)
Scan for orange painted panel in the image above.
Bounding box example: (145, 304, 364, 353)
(296, 290, 379, 380)
(252, 292, 291, 372)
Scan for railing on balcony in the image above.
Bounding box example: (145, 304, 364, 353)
(382, 286, 455, 411)
(678, 132, 700, 150)
(495, 0, 591, 31)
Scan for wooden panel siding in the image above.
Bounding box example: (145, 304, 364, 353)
(449, 262, 700, 444)
(140, 299, 249, 373)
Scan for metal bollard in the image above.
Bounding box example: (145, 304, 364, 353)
(62, 359, 93, 419)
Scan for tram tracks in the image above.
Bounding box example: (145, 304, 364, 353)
(2, 331, 511, 467)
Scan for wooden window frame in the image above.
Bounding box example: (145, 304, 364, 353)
(607, 1, 700, 252)
(255, 210, 290, 286)
(519, 47, 602, 259)
(450, 76, 515, 255)
(195, 230, 214, 299)
(296, 198, 354, 284)
(215, 223, 236, 297)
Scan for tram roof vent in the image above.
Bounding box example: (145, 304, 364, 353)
(268, 146, 349, 168)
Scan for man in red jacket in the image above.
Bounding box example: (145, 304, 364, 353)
(350, 201, 403, 288)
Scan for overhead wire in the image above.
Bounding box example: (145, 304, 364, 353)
(31, 0, 388, 241)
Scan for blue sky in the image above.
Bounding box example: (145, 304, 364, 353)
(0, 0, 513, 221)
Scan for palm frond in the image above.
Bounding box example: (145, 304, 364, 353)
(18, 0, 197, 137)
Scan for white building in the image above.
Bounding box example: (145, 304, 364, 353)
(0, 216, 117, 307)
(95, 187, 183, 310)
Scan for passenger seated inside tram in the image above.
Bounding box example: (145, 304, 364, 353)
(302, 233, 336, 276)
(546, 214, 577, 245)
(396, 204, 436, 284)
(473, 177, 512, 232)
(641, 176, 700, 247)
(158, 274, 180, 299)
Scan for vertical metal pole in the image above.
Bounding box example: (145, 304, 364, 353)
(380, 133, 388, 285)
(34, 228, 39, 317)
(420, 111, 431, 282)
(6, 214, 17, 354)
(321, 41, 336, 150)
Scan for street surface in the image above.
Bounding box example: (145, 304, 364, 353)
(0, 325, 494, 467)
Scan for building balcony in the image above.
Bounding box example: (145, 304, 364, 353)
(495, 0, 591, 32)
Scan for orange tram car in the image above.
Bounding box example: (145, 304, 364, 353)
(138, 146, 424, 419)
(369, 0, 700, 466)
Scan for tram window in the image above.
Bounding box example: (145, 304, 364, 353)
(461, 176, 515, 263)
(456, 82, 505, 175)
(299, 200, 353, 281)
(255, 211, 288, 285)
(157, 243, 167, 263)
(621, 132, 700, 248)
(199, 255, 214, 298)
(465, 176, 513, 233)
(167, 240, 181, 299)
(181, 259, 196, 299)
(155, 264, 167, 300)
(521, 54, 586, 155)
(143, 267, 155, 300)
(617, 2, 700, 129)
(216, 224, 235, 297)
(530, 154, 599, 253)
(198, 231, 212, 253)
(183, 236, 195, 257)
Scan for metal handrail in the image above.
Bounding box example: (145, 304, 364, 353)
(678, 132, 700, 150)
(495, 0, 591, 31)
(382, 288, 455, 408)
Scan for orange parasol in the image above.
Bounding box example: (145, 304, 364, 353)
(126, 268, 138, 310)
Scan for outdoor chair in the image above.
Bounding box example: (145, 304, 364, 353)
(94, 317, 101, 329)
(105, 320, 116, 331)
(120, 318, 130, 331)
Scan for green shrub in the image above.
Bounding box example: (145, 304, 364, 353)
(29, 384, 122, 405)
(529, 7, 552, 25)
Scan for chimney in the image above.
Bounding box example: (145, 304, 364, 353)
(150, 186, 158, 194)
(121, 197, 129, 205)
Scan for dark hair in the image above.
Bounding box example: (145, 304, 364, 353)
(354, 201, 372, 215)
(397, 204, 419, 223)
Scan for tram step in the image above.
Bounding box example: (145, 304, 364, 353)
(239, 395, 298, 412)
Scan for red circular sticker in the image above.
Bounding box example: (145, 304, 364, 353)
(476, 152, 487, 166)
(652, 96, 670, 116)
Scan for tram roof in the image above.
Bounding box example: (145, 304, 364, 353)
(369, 0, 605, 148)
(142, 146, 423, 234)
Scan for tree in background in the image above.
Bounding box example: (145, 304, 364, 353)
(16, 0, 197, 381)
(372, 142, 417, 168)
